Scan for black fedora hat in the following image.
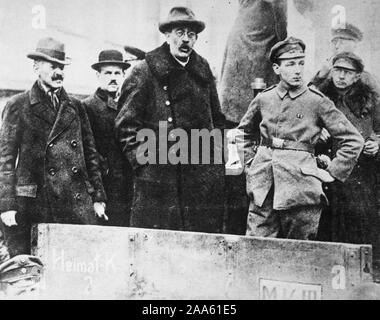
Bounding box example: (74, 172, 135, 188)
(159, 7, 205, 34)
(27, 37, 71, 65)
(91, 49, 130, 71)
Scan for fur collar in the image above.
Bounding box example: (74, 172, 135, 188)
(145, 43, 213, 84)
(317, 78, 375, 118)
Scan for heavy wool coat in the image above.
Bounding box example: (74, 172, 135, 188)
(238, 82, 364, 210)
(219, 0, 287, 124)
(115, 43, 226, 233)
(0, 82, 106, 225)
(82, 89, 133, 227)
(316, 78, 380, 261)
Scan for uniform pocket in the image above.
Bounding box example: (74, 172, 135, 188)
(300, 166, 331, 183)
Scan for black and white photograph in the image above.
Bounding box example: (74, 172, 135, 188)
(0, 0, 380, 303)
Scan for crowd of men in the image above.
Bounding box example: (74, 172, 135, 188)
(0, 6, 379, 285)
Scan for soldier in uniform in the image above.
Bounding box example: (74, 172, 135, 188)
(310, 23, 380, 98)
(82, 50, 133, 227)
(237, 37, 364, 240)
(316, 52, 380, 281)
(0, 37, 107, 256)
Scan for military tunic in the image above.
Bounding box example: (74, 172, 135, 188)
(238, 81, 364, 239)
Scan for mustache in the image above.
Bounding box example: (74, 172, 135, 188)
(108, 80, 118, 85)
(180, 44, 190, 49)
(52, 74, 64, 81)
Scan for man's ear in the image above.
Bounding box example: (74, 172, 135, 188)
(33, 60, 40, 73)
(95, 71, 101, 79)
(165, 32, 171, 43)
(272, 62, 281, 75)
(354, 72, 361, 83)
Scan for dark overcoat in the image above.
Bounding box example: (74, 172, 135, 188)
(0, 82, 106, 225)
(115, 43, 226, 233)
(82, 89, 133, 227)
(316, 79, 380, 264)
(219, 0, 287, 124)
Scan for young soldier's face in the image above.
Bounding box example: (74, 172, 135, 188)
(273, 58, 305, 88)
(332, 66, 360, 90)
(97, 65, 124, 93)
(166, 27, 197, 62)
(34, 60, 65, 89)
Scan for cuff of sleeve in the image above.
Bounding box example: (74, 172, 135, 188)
(91, 190, 107, 203)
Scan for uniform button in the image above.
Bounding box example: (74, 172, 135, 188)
(163, 86, 168, 91)
(72, 167, 79, 174)
(48, 168, 56, 176)
(168, 117, 173, 123)
(48, 142, 54, 148)
(165, 100, 171, 106)
(74, 193, 82, 200)
(21, 268, 27, 274)
(357, 182, 361, 185)
(71, 140, 78, 148)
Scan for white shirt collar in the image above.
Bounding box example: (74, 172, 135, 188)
(172, 54, 189, 67)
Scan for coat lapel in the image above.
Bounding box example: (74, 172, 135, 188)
(29, 82, 57, 125)
(47, 89, 77, 144)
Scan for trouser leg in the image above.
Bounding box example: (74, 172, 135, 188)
(246, 187, 280, 238)
(280, 205, 322, 240)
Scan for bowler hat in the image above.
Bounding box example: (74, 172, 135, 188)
(332, 52, 364, 73)
(269, 36, 306, 63)
(27, 37, 71, 65)
(91, 50, 130, 71)
(159, 7, 205, 34)
(331, 23, 363, 42)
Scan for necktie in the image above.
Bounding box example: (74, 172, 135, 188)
(48, 90, 59, 112)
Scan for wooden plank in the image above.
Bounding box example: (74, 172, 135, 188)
(31, 224, 373, 300)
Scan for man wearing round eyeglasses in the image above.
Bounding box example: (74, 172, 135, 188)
(116, 7, 226, 233)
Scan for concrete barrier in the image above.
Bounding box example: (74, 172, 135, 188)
(31, 224, 373, 300)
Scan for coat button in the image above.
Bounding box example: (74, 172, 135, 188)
(168, 117, 173, 123)
(72, 167, 79, 174)
(165, 100, 171, 106)
(48, 142, 54, 148)
(163, 86, 168, 91)
(48, 168, 56, 176)
(71, 140, 78, 148)
(74, 193, 82, 200)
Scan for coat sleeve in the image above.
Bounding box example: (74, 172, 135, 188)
(77, 101, 107, 203)
(237, 96, 262, 165)
(209, 76, 226, 130)
(115, 62, 152, 171)
(0, 99, 21, 212)
(318, 98, 364, 182)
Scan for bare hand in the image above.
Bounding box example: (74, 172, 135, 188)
(319, 128, 331, 143)
(0, 211, 18, 227)
(94, 202, 108, 221)
(363, 140, 379, 156)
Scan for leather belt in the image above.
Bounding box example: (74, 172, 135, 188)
(260, 137, 314, 153)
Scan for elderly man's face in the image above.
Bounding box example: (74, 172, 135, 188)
(97, 65, 124, 93)
(332, 66, 360, 90)
(273, 57, 305, 88)
(34, 60, 65, 89)
(331, 37, 358, 54)
(166, 26, 197, 62)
